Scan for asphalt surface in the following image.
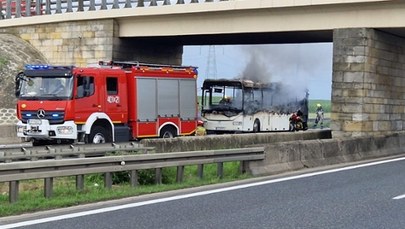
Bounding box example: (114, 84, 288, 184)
(2, 156, 405, 229)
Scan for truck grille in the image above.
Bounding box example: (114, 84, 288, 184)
(21, 110, 65, 124)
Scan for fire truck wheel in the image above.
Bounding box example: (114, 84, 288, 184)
(253, 119, 260, 133)
(88, 126, 111, 143)
(160, 126, 177, 138)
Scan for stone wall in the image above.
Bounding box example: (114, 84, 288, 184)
(332, 28, 405, 137)
(1, 19, 117, 66)
(0, 34, 48, 109)
(0, 19, 183, 66)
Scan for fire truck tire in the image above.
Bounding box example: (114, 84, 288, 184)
(87, 126, 112, 143)
(160, 126, 177, 138)
(253, 119, 260, 132)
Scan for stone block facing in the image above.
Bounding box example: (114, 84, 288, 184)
(1, 19, 117, 66)
(1, 19, 183, 67)
(332, 28, 405, 137)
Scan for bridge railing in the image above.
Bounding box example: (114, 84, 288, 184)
(0, 146, 264, 203)
(0, 0, 230, 20)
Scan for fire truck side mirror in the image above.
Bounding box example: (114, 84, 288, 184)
(15, 72, 24, 97)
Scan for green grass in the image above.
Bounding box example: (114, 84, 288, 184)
(0, 162, 250, 217)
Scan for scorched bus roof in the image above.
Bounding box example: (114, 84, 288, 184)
(202, 79, 275, 89)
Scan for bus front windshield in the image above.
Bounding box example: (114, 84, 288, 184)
(19, 76, 73, 100)
(202, 84, 243, 112)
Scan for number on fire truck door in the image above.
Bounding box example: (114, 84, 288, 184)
(104, 76, 128, 123)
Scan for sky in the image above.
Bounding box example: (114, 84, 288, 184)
(182, 43, 333, 100)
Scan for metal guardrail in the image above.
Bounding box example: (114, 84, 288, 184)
(0, 0, 230, 20)
(0, 146, 264, 203)
(0, 142, 154, 162)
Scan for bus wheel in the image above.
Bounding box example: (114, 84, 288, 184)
(160, 126, 177, 138)
(87, 126, 111, 144)
(253, 119, 260, 132)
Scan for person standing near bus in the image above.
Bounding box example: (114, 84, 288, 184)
(195, 120, 207, 136)
(313, 103, 324, 129)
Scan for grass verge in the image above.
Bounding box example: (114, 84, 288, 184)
(0, 162, 250, 217)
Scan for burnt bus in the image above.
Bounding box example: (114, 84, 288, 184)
(200, 79, 308, 134)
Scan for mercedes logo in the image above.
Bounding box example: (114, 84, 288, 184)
(37, 109, 46, 119)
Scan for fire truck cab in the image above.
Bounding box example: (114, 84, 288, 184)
(15, 61, 198, 145)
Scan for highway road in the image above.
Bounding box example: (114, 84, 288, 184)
(1, 156, 405, 229)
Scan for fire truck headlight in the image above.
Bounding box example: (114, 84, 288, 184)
(57, 126, 73, 135)
(232, 121, 242, 126)
(17, 125, 26, 133)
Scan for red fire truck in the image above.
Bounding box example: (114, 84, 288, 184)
(15, 61, 198, 145)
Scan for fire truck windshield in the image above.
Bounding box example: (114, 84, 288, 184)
(19, 76, 73, 100)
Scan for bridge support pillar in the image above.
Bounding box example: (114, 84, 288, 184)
(332, 28, 405, 137)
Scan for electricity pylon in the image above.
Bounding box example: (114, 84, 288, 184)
(205, 45, 217, 80)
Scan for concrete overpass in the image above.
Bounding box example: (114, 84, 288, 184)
(1, 0, 405, 137)
(2, 0, 405, 43)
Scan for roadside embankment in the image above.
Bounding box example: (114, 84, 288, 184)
(0, 125, 21, 144)
(248, 132, 405, 176)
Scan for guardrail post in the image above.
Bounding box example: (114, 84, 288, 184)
(163, 0, 170, 5)
(26, 0, 32, 16)
(78, 0, 84, 11)
(155, 168, 162, 184)
(76, 175, 84, 191)
(112, 0, 119, 9)
(45, 0, 51, 15)
(89, 0, 96, 11)
(55, 0, 62, 14)
(66, 0, 73, 12)
(197, 164, 204, 179)
(176, 0, 184, 4)
(104, 172, 112, 189)
(6, 0, 12, 19)
(9, 181, 19, 203)
(176, 166, 184, 183)
(150, 0, 157, 7)
(217, 162, 224, 179)
(35, 0, 42, 15)
(15, 0, 22, 18)
(137, 0, 144, 7)
(239, 161, 247, 174)
(44, 177, 53, 198)
(100, 0, 107, 10)
(190, 0, 199, 3)
(124, 0, 131, 8)
(130, 170, 138, 187)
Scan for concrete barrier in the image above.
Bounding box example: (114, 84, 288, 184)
(248, 132, 405, 176)
(140, 130, 332, 153)
(0, 124, 332, 146)
(2, 125, 402, 177)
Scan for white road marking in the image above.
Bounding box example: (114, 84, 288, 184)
(2, 156, 405, 229)
(393, 194, 405, 200)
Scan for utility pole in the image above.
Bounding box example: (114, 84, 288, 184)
(205, 45, 217, 80)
